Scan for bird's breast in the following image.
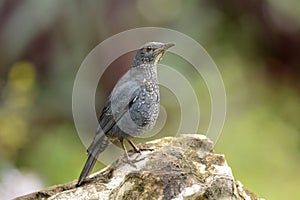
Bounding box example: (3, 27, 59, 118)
(129, 86, 160, 129)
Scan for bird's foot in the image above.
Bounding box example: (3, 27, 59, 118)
(135, 147, 155, 153)
(121, 153, 138, 168)
(121, 150, 149, 167)
(127, 139, 155, 154)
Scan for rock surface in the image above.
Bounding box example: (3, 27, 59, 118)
(15, 134, 264, 200)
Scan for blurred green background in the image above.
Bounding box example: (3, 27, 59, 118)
(1, 0, 300, 199)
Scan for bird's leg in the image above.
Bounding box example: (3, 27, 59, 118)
(120, 139, 130, 161)
(127, 139, 140, 153)
(127, 139, 154, 153)
(119, 139, 137, 168)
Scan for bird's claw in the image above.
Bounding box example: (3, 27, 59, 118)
(135, 147, 155, 152)
(121, 157, 137, 168)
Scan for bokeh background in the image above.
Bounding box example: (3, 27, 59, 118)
(0, 0, 300, 199)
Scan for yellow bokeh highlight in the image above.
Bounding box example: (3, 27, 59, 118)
(0, 114, 28, 157)
(0, 61, 37, 159)
(8, 61, 36, 93)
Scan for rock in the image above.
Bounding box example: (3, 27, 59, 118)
(15, 134, 264, 200)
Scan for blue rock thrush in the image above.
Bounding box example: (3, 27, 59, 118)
(77, 42, 174, 186)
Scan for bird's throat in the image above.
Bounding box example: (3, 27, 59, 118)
(155, 52, 165, 64)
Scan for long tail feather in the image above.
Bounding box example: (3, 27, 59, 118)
(77, 154, 98, 186)
(77, 133, 110, 186)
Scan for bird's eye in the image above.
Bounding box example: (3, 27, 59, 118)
(146, 47, 152, 52)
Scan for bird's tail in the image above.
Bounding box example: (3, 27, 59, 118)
(77, 133, 110, 186)
(77, 153, 98, 186)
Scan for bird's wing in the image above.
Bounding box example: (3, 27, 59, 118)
(77, 89, 140, 186)
(87, 88, 140, 154)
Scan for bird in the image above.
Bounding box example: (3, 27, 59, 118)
(77, 42, 174, 186)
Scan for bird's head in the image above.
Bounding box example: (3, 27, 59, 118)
(133, 42, 175, 66)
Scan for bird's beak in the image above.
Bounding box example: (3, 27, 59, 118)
(154, 43, 175, 63)
(162, 43, 175, 50)
(154, 43, 175, 54)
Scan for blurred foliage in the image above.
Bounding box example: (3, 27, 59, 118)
(0, 61, 36, 159)
(0, 0, 300, 199)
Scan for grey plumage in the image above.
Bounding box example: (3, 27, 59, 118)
(77, 42, 174, 186)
